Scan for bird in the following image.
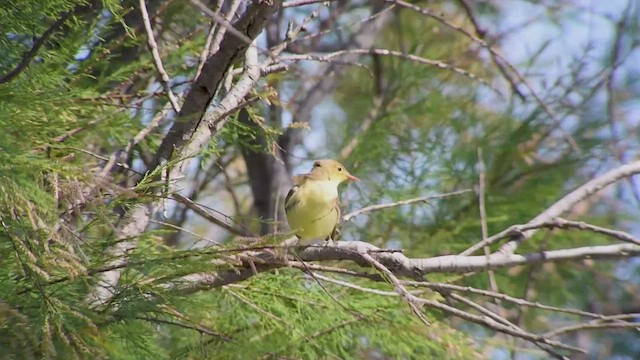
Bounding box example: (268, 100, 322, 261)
(285, 159, 359, 245)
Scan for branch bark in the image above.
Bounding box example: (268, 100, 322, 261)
(178, 241, 640, 292)
(154, 0, 282, 167)
(88, 0, 282, 305)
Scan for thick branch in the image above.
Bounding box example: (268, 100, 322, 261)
(178, 241, 640, 292)
(154, 0, 282, 166)
(87, 1, 280, 305)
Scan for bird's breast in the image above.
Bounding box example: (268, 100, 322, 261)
(300, 180, 339, 205)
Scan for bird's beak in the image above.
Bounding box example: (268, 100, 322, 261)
(346, 173, 360, 182)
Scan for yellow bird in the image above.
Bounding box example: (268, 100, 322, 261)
(285, 159, 359, 244)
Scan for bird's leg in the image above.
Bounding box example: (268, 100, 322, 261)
(324, 227, 340, 246)
(275, 236, 299, 264)
(324, 236, 335, 246)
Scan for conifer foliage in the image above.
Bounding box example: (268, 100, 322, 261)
(1, 0, 639, 359)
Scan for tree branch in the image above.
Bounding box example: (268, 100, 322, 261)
(279, 48, 495, 90)
(342, 189, 472, 221)
(392, 0, 580, 153)
(177, 241, 640, 292)
(139, 0, 181, 113)
(87, 0, 281, 306)
(155, 0, 282, 166)
(0, 3, 95, 84)
(462, 160, 640, 255)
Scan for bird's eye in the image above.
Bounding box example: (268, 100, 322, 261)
(314, 162, 320, 167)
(337, 167, 343, 172)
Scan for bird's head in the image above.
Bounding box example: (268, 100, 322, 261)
(309, 159, 359, 183)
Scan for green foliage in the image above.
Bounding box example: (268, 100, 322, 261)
(161, 272, 478, 360)
(1, 0, 638, 358)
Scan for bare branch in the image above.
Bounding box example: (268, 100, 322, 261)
(171, 193, 253, 237)
(139, 0, 181, 113)
(462, 161, 640, 255)
(342, 189, 472, 221)
(280, 48, 495, 90)
(194, 3, 223, 80)
(300, 241, 640, 276)
(523, 218, 640, 246)
(175, 241, 640, 295)
(189, 0, 256, 50)
(359, 251, 431, 326)
(392, 0, 580, 153)
(195, 0, 244, 80)
(283, 0, 339, 8)
(545, 322, 640, 338)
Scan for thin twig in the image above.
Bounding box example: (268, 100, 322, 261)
(150, 219, 222, 246)
(313, 273, 409, 297)
(189, 0, 262, 53)
(359, 252, 430, 326)
(402, 280, 610, 320)
(477, 148, 500, 296)
(288, 4, 395, 48)
(137, 316, 231, 340)
(462, 161, 640, 255)
(283, 0, 339, 7)
(171, 193, 253, 237)
(280, 48, 495, 90)
(449, 293, 567, 359)
(195, 0, 244, 80)
(194, 9, 222, 79)
(545, 322, 640, 338)
(359, 252, 580, 354)
(139, 0, 181, 113)
(393, 0, 579, 153)
(343, 189, 472, 221)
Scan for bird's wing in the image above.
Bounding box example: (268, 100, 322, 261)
(285, 175, 308, 213)
(327, 199, 341, 241)
(285, 184, 300, 213)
